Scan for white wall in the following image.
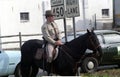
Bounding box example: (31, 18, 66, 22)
(0, 0, 44, 36)
(87, 0, 113, 29)
(0, 0, 113, 49)
(54, 0, 113, 31)
(0, 0, 113, 35)
(0, 0, 44, 49)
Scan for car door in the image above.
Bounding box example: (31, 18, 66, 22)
(101, 33, 120, 65)
(0, 50, 9, 76)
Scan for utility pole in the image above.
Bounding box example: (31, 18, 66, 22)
(94, 14, 97, 29)
(113, 0, 115, 28)
(82, 0, 86, 30)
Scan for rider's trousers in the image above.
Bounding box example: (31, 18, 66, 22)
(46, 43, 55, 63)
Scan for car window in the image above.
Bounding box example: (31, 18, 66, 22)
(97, 35, 103, 44)
(61, 34, 80, 43)
(103, 33, 120, 44)
(62, 31, 88, 42)
(67, 35, 76, 41)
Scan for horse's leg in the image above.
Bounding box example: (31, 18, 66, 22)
(20, 55, 32, 77)
(30, 63, 39, 77)
(21, 62, 31, 77)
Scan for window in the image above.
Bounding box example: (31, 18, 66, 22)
(102, 9, 109, 17)
(104, 33, 120, 44)
(20, 12, 29, 22)
(97, 35, 103, 44)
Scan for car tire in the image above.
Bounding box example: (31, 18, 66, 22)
(81, 57, 98, 73)
(14, 63, 22, 77)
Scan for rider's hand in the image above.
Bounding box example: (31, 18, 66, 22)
(55, 40, 63, 46)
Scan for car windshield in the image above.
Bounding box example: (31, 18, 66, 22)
(61, 32, 103, 44)
(104, 33, 120, 44)
(61, 34, 82, 43)
(97, 35, 103, 44)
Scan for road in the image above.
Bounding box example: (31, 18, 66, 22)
(8, 65, 117, 77)
(9, 69, 48, 77)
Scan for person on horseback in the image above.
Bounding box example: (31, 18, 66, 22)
(41, 10, 63, 63)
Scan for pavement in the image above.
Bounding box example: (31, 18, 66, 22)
(9, 69, 48, 77)
(8, 65, 117, 77)
(8, 69, 81, 77)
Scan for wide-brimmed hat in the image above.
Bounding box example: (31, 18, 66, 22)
(44, 10, 55, 16)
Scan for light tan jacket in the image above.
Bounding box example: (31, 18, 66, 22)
(41, 21, 61, 45)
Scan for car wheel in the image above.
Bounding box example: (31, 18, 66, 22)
(14, 63, 22, 77)
(81, 57, 98, 73)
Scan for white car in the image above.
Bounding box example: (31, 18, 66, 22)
(0, 50, 21, 77)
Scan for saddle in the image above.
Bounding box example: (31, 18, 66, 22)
(35, 48, 44, 60)
(34, 44, 59, 60)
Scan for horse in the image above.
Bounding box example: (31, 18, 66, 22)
(20, 29, 102, 77)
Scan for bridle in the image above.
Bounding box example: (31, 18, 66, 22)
(87, 34, 100, 51)
(59, 33, 101, 73)
(60, 45, 80, 73)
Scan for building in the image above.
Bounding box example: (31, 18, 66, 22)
(0, 0, 45, 49)
(0, 0, 42, 36)
(65, 0, 113, 31)
(81, 0, 113, 30)
(0, 0, 117, 49)
(50, 0, 113, 31)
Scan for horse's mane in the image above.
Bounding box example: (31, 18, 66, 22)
(63, 32, 88, 60)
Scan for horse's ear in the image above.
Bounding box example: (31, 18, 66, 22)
(87, 29, 90, 33)
(91, 27, 94, 32)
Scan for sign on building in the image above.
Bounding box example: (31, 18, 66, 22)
(51, 0, 80, 19)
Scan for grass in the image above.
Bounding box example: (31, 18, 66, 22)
(81, 68, 120, 77)
(36, 66, 120, 77)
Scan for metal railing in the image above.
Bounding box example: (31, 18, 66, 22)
(0, 32, 43, 50)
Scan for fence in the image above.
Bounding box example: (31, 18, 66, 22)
(0, 32, 43, 50)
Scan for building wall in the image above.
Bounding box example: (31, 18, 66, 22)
(76, 0, 113, 30)
(85, 0, 113, 29)
(0, 0, 114, 49)
(0, 0, 44, 36)
(56, 0, 113, 31)
(0, 0, 113, 35)
(0, 0, 44, 49)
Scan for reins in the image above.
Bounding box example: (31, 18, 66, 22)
(88, 35, 100, 51)
(60, 45, 81, 72)
(60, 45, 74, 61)
(59, 33, 101, 73)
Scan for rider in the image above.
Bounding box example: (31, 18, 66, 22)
(41, 10, 63, 63)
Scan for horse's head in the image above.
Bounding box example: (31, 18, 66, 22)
(86, 29, 102, 56)
(63, 29, 102, 61)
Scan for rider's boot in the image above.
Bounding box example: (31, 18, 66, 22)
(47, 56, 53, 75)
(47, 62, 52, 76)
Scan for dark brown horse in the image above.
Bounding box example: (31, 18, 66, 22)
(20, 29, 102, 77)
